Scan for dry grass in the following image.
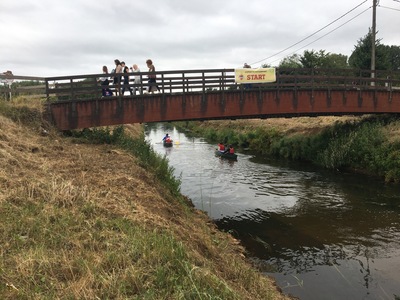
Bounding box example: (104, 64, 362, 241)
(202, 116, 364, 136)
(0, 99, 290, 299)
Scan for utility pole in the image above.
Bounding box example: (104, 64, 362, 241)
(371, 0, 377, 86)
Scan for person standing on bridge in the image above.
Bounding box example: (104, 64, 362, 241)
(121, 65, 134, 96)
(98, 65, 112, 97)
(113, 59, 123, 96)
(243, 63, 252, 89)
(130, 64, 141, 95)
(146, 59, 160, 93)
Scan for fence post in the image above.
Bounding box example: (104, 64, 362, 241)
(70, 79, 74, 100)
(45, 79, 50, 100)
(161, 73, 164, 94)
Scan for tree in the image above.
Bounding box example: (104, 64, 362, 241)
(278, 54, 302, 68)
(279, 50, 348, 69)
(300, 50, 349, 69)
(386, 45, 400, 71)
(300, 50, 325, 68)
(348, 29, 389, 70)
(322, 53, 348, 69)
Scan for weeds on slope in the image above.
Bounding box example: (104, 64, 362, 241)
(1, 98, 286, 299)
(66, 126, 182, 197)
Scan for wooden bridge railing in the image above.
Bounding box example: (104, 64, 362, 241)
(0, 74, 46, 100)
(44, 69, 236, 101)
(3, 68, 400, 102)
(44, 68, 400, 102)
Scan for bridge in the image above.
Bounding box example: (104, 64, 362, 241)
(4, 68, 400, 130)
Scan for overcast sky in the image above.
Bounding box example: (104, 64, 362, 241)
(1, 0, 399, 77)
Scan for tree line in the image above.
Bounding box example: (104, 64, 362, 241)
(270, 29, 400, 71)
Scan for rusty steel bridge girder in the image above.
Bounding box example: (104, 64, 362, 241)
(49, 88, 400, 130)
(45, 68, 400, 130)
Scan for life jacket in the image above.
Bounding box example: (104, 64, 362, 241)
(218, 144, 225, 151)
(229, 147, 234, 154)
(166, 137, 171, 142)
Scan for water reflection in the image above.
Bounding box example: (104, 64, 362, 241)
(145, 124, 400, 300)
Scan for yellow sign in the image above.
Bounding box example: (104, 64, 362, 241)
(235, 68, 276, 84)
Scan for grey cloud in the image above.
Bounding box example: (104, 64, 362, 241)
(1, 0, 399, 77)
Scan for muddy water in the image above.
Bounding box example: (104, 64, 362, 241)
(145, 124, 400, 300)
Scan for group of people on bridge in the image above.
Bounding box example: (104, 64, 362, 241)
(98, 59, 160, 97)
(98, 60, 255, 97)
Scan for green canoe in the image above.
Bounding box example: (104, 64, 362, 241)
(215, 150, 237, 160)
(163, 140, 173, 147)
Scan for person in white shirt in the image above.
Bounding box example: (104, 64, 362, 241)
(131, 64, 141, 94)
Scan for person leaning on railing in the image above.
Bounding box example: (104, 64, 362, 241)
(243, 63, 252, 89)
(98, 66, 113, 97)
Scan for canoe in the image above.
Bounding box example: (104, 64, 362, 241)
(163, 140, 173, 147)
(215, 150, 237, 160)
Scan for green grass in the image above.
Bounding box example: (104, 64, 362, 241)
(0, 199, 238, 299)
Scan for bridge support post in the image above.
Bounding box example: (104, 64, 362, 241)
(292, 88, 298, 109)
(257, 87, 263, 111)
(327, 88, 332, 108)
(309, 90, 314, 107)
(358, 89, 363, 107)
(342, 90, 347, 106)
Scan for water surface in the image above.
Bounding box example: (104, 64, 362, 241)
(145, 124, 400, 300)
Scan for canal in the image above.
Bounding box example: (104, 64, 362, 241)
(145, 123, 400, 300)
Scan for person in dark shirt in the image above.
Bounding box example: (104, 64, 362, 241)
(121, 66, 133, 95)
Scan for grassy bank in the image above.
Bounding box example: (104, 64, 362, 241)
(177, 115, 400, 183)
(0, 98, 289, 299)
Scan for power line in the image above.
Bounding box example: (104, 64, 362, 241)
(267, 6, 372, 65)
(268, 6, 372, 65)
(379, 4, 400, 11)
(249, 0, 369, 67)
